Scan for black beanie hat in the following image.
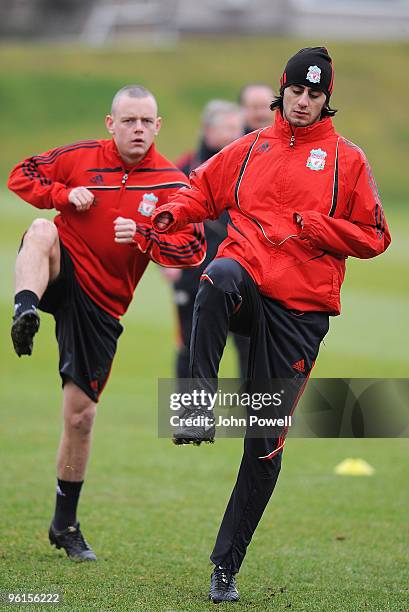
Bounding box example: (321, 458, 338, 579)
(280, 47, 334, 100)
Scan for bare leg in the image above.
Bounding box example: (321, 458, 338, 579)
(50, 380, 98, 561)
(12, 219, 61, 357)
(49, 380, 96, 561)
(15, 218, 60, 296)
(57, 380, 97, 482)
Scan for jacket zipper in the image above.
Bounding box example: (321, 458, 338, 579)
(114, 170, 130, 209)
(272, 131, 295, 242)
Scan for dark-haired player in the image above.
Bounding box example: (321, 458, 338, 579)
(153, 48, 391, 602)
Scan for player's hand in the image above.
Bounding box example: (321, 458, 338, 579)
(68, 187, 95, 212)
(154, 212, 173, 231)
(294, 213, 304, 228)
(114, 216, 137, 243)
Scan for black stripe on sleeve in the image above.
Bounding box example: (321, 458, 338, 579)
(150, 238, 203, 259)
(329, 146, 339, 217)
(32, 140, 99, 163)
(234, 134, 261, 207)
(32, 143, 101, 166)
(139, 231, 204, 255)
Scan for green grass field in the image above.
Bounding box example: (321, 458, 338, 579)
(0, 39, 408, 611)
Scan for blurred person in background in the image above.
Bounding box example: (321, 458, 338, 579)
(8, 85, 205, 563)
(239, 82, 275, 133)
(153, 47, 391, 603)
(163, 99, 250, 380)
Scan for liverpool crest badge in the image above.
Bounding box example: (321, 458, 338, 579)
(306, 65, 321, 84)
(138, 193, 158, 217)
(306, 148, 327, 171)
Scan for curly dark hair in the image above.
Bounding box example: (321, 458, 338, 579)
(270, 94, 337, 118)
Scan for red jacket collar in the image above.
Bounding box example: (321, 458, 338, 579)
(104, 139, 158, 170)
(272, 110, 335, 143)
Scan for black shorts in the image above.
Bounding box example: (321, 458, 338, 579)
(38, 241, 123, 402)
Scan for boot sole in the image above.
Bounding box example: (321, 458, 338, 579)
(173, 437, 215, 446)
(209, 594, 240, 603)
(11, 311, 40, 356)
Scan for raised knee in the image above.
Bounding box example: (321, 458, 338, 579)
(196, 278, 225, 311)
(197, 269, 241, 312)
(68, 403, 96, 436)
(200, 259, 242, 293)
(25, 218, 58, 249)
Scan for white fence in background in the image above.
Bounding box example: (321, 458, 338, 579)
(2, 0, 408, 42)
(82, 0, 179, 46)
(290, 0, 409, 39)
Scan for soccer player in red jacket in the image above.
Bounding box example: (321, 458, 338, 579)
(152, 49, 391, 602)
(8, 85, 205, 562)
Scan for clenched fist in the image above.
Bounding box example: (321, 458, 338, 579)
(114, 217, 137, 243)
(153, 211, 173, 231)
(68, 187, 95, 212)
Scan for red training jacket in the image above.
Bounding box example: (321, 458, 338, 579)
(8, 140, 206, 318)
(152, 111, 391, 314)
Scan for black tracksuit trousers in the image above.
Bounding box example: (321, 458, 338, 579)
(175, 289, 250, 381)
(189, 258, 329, 573)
